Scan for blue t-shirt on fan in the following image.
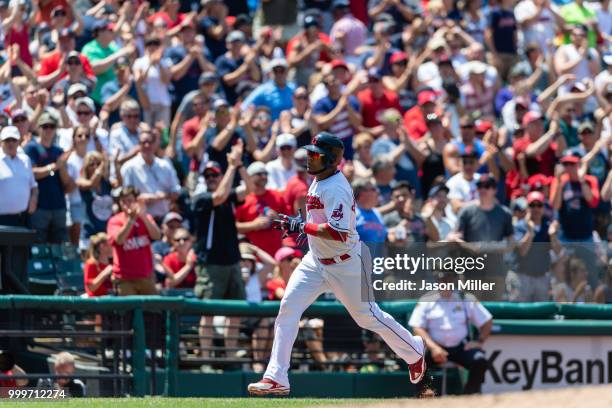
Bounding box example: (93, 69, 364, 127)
(355, 206, 387, 258)
(24, 142, 66, 210)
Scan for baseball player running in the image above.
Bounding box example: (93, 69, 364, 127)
(247, 132, 426, 396)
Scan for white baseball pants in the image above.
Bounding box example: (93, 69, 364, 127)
(263, 242, 424, 387)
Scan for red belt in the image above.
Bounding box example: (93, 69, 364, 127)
(319, 254, 351, 265)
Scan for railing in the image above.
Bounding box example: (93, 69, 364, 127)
(0, 296, 611, 396)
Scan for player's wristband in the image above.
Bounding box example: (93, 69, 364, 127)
(303, 223, 318, 236)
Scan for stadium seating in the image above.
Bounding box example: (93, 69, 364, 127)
(27, 244, 84, 295)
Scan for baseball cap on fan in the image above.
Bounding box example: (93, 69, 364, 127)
(162, 212, 183, 225)
(527, 191, 546, 205)
(0, 126, 19, 141)
(294, 148, 308, 171)
(417, 90, 436, 106)
(67, 83, 87, 98)
(276, 133, 297, 149)
(522, 111, 542, 127)
(202, 161, 222, 175)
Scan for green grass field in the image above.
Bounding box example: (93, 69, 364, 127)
(0, 398, 381, 408)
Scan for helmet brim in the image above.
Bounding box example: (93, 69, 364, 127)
(304, 144, 327, 155)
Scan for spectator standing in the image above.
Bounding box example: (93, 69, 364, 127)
(64, 126, 90, 245)
(371, 108, 424, 198)
(508, 191, 561, 301)
(353, 178, 387, 258)
(198, 0, 229, 61)
(512, 112, 564, 180)
(83, 232, 113, 297)
(514, 0, 561, 57)
(4, 0, 35, 68)
(204, 100, 254, 173)
(81, 20, 135, 104)
(421, 183, 454, 242)
(358, 69, 402, 131)
(107, 186, 161, 296)
(560, 0, 598, 47)
(77, 151, 115, 250)
(454, 174, 514, 296)
(146, 0, 187, 32)
(573, 121, 610, 237)
(550, 151, 600, 242)
(279, 86, 314, 148)
(181, 93, 211, 191)
(0, 126, 37, 228)
(418, 114, 449, 197)
(133, 36, 172, 126)
(352, 132, 374, 180)
(330, 0, 367, 61)
(455, 174, 513, 244)
(236, 161, 290, 256)
(121, 130, 181, 222)
(25, 113, 74, 243)
(554, 24, 600, 85)
(38, 29, 95, 89)
(191, 145, 251, 359)
(446, 148, 481, 216)
(485, 0, 518, 81)
(165, 22, 214, 111)
(312, 71, 362, 159)
(284, 148, 312, 216)
(403, 90, 438, 141)
(385, 181, 432, 252)
(286, 15, 332, 87)
(58, 98, 110, 152)
(266, 133, 297, 192)
(108, 99, 143, 173)
(216, 30, 261, 106)
(242, 58, 296, 121)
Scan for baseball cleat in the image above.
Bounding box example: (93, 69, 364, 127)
(409, 339, 427, 384)
(247, 378, 290, 396)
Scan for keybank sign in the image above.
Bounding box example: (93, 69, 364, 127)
(483, 335, 612, 392)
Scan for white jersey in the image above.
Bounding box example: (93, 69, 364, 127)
(305, 171, 359, 259)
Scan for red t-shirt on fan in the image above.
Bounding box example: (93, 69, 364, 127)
(235, 190, 291, 256)
(358, 88, 402, 128)
(162, 251, 196, 289)
(83, 259, 112, 297)
(107, 213, 155, 280)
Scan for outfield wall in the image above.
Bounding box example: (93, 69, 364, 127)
(1, 296, 611, 397)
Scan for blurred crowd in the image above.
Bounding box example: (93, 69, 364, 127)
(0, 0, 610, 308)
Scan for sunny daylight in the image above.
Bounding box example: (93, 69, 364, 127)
(0, 0, 610, 407)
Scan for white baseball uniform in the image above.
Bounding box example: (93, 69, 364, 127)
(263, 171, 425, 387)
